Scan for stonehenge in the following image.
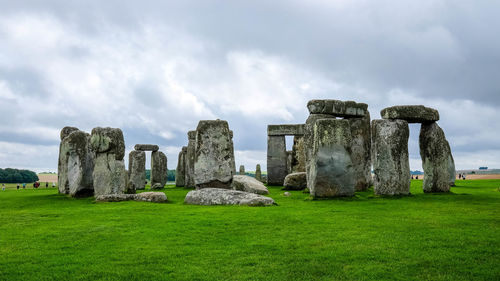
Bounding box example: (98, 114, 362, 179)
(175, 147, 187, 187)
(419, 122, 451, 192)
(128, 150, 146, 192)
(184, 188, 275, 206)
(185, 131, 196, 188)
(255, 164, 262, 182)
(239, 165, 245, 175)
(151, 151, 167, 190)
(283, 172, 307, 190)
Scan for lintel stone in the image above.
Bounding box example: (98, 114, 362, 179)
(267, 124, 305, 136)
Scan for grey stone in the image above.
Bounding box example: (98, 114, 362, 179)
(283, 172, 307, 190)
(151, 151, 167, 190)
(286, 151, 293, 175)
(348, 111, 372, 191)
(231, 175, 269, 195)
(255, 164, 262, 182)
(90, 127, 125, 160)
(194, 120, 236, 189)
(134, 144, 159, 152)
(307, 99, 368, 117)
(372, 119, 411, 195)
(381, 105, 439, 123)
(184, 188, 275, 206)
(185, 130, 196, 188)
(175, 147, 187, 187)
(308, 119, 355, 198)
(291, 135, 306, 173)
(96, 192, 167, 203)
(93, 153, 128, 196)
(419, 122, 451, 192)
(60, 126, 79, 141)
(128, 150, 146, 192)
(446, 140, 456, 187)
(58, 129, 94, 197)
(239, 165, 245, 175)
(267, 135, 287, 186)
(283, 192, 291, 197)
(267, 124, 305, 136)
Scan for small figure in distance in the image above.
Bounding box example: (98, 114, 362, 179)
(411, 175, 414, 180)
(45, 182, 48, 188)
(17, 183, 20, 190)
(52, 182, 55, 188)
(458, 174, 462, 179)
(416, 175, 419, 180)
(22, 183, 26, 189)
(463, 174, 466, 180)
(2, 184, 5, 191)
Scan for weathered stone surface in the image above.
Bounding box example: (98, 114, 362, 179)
(286, 151, 293, 175)
(151, 151, 167, 190)
(90, 127, 125, 160)
(58, 129, 94, 197)
(349, 112, 372, 191)
(420, 122, 450, 192)
(185, 130, 196, 188)
(372, 119, 410, 195)
(60, 126, 79, 141)
(239, 165, 245, 175)
(307, 99, 368, 117)
(255, 164, 262, 182)
(446, 140, 456, 187)
(381, 105, 439, 123)
(291, 136, 306, 173)
(231, 175, 269, 195)
(267, 135, 287, 185)
(96, 192, 167, 203)
(128, 150, 146, 192)
(267, 124, 305, 136)
(194, 120, 236, 189)
(134, 144, 159, 152)
(283, 172, 307, 190)
(308, 119, 355, 198)
(184, 188, 275, 206)
(93, 153, 128, 196)
(175, 147, 187, 187)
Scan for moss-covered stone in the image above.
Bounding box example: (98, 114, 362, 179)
(381, 105, 439, 123)
(419, 122, 450, 192)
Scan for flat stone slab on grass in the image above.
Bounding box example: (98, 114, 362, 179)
(231, 175, 269, 195)
(184, 188, 275, 206)
(134, 144, 159, 152)
(381, 105, 439, 123)
(96, 192, 167, 203)
(307, 99, 368, 117)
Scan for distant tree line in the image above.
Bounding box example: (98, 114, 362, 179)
(145, 170, 176, 182)
(0, 168, 39, 183)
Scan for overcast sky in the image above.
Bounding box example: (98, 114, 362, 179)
(0, 0, 499, 172)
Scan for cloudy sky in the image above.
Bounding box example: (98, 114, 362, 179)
(0, 0, 499, 172)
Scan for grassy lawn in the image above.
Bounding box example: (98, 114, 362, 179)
(0, 180, 499, 280)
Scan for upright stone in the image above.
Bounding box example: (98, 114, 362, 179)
(176, 147, 187, 187)
(371, 119, 410, 195)
(90, 127, 127, 196)
(194, 120, 236, 189)
(286, 151, 293, 175)
(255, 164, 262, 182)
(419, 122, 450, 192)
(128, 150, 146, 192)
(348, 111, 372, 191)
(239, 165, 245, 175)
(308, 119, 355, 198)
(291, 136, 306, 173)
(185, 131, 196, 188)
(151, 151, 167, 190)
(58, 128, 94, 197)
(267, 135, 287, 186)
(446, 140, 456, 187)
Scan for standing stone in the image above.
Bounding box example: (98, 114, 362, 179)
(151, 151, 167, 190)
(128, 150, 146, 192)
(58, 128, 94, 197)
(291, 136, 306, 173)
(185, 131, 196, 188)
(371, 119, 410, 195)
(239, 165, 245, 175)
(255, 164, 262, 182)
(194, 120, 236, 189)
(286, 151, 293, 175)
(348, 111, 372, 191)
(308, 119, 355, 198)
(90, 127, 127, 196)
(446, 140, 456, 187)
(176, 147, 187, 187)
(419, 122, 451, 193)
(267, 135, 287, 186)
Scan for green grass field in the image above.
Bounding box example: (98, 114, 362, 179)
(1, 180, 499, 280)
